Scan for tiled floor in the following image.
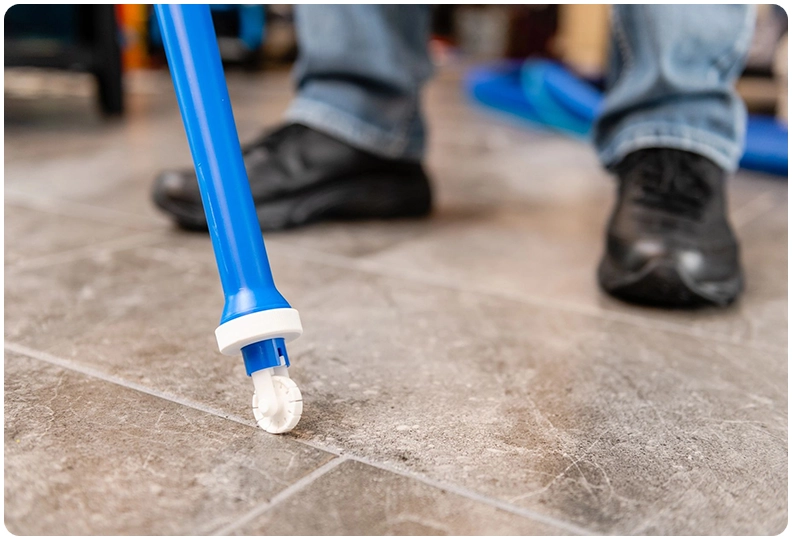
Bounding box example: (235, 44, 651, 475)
(4, 66, 788, 535)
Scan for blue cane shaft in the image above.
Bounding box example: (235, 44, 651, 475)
(155, 4, 289, 326)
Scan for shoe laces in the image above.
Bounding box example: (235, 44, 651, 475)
(625, 149, 712, 220)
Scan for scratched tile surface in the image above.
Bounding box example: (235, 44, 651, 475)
(235, 460, 568, 535)
(4, 65, 787, 535)
(3, 352, 335, 535)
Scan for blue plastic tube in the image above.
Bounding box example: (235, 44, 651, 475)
(155, 4, 291, 375)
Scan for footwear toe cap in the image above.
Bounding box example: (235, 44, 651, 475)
(155, 170, 200, 203)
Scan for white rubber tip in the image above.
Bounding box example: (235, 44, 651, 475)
(252, 375, 303, 434)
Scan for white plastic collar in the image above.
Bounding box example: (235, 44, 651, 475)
(215, 308, 302, 356)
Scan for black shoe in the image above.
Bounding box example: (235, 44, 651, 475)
(153, 123, 433, 232)
(598, 148, 743, 308)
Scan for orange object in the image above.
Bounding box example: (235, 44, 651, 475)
(116, 4, 150, 70)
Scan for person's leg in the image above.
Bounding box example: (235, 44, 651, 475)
(594, 5, 756, 307)
(286, 4, 434, 160)
(153, 5, 434, 231)
(595, 4, 755, 172)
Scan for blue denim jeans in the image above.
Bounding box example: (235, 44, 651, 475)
(285, 5, 755, 172)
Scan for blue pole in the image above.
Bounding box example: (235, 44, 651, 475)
(155, 4, 290, 375)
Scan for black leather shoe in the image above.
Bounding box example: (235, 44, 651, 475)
(153, 123, 433, 231)
(598, 148, 743, 308)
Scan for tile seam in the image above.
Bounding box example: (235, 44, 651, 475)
(6, 198, 783, 353)
(4, 341, 256, 428)
(4, 190, 163, 230)
(209, 456, 349, 536)
(5, 341, 595, 536)
(345, 454, 597, 535)
(263, 241, 786, 355)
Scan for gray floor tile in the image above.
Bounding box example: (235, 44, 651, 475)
(4, 70, 291, 227)
(4, 204, 151, 268)
(4, 237, 786, 534)
(4, 237, 241, 414)
(3, 352, 335, 535)
(732, 194, 788, 347)
(345, 180, 787, 350)
(4, 113, 190, 223)
(235, 460, 569, 535)
(5, 64, 787, 536)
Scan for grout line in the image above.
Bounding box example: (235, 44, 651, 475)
(265, 241, 786, 355)
(345, 454, 598, 535)
(5, 341, 595, 536)
(7, 187, 780, 353)
(209, 456, 349, 536)
(4, 342, 256, 428)
(4, 189, 165, 230)
(132, 230, 785, 356)
(5, 231, 165, 274)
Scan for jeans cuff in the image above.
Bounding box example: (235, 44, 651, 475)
(597, 122, 743, 173)
(284, 96, 423, 161)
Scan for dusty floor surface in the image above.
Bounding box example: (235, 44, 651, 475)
(4, 66, 788, 535)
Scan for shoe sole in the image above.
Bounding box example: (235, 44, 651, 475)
(153, 173, 432, 233)
(598, 255, 743, 308)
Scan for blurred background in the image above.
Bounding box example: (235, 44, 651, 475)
(4, 4, 788, 124)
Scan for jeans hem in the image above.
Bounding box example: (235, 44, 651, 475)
(598, 122, 742, 172)
(284, 97, 423, 160)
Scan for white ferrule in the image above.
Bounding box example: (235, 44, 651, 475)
(215, 307, 302, 356)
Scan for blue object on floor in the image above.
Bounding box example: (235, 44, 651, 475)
(741, 115, 789, 176)
(466, 61, 547, 130)
(466, 60, 788, 176)
(520, 60, 592, 136)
